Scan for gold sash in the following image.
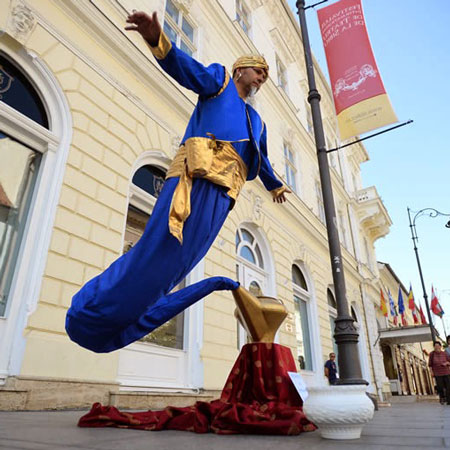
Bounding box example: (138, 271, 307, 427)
(166, 137, 248, 244)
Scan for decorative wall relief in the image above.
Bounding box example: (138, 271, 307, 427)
(8, 1, 36, 44)
(175, 0, 194, 13)
(252, 194, 263, 222)
(170, 135, 181, 157)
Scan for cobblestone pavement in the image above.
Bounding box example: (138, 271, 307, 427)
(0, 401, 448, 450)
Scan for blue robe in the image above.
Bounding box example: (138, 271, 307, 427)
(65, 38, 282, 353)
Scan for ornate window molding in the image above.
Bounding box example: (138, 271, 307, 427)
(0, 43, 72, 382)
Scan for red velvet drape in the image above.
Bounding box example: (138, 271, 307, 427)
(78, 343, 316, 435)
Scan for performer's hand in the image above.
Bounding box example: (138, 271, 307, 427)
(273, 188, 291, 204)
(125, 11, 161, 47)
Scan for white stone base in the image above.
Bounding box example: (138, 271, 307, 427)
(303, 384, 374, 440)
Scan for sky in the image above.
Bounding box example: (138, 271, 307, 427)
(287, 0, 450, 336)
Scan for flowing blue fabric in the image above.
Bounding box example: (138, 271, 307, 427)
(66, 178, 238, 353)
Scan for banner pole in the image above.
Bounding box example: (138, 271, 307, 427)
(304, 0, 330, 10)
(327, 120, 413, 153)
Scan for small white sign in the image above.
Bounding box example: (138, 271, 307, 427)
(288, 371, 309, 401)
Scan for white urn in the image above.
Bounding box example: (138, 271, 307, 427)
(303, 384, 374, 440)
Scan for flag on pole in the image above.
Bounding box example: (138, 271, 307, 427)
(380, 289, 388, 317)
(408, 285, 415, 310)
(317, 0, 397, 140)
(412, 305, 419, 324)
(408, 285, 419, 324)
(401, 314, 408, 327)
(398, 286, 407, 326)
(419, 304, 427, 324)
(388, 289, 398, 326)
(431, 286, 444, 318)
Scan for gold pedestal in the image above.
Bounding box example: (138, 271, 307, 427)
(232, 286, 288, 343)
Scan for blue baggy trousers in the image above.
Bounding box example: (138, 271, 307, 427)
(66, 177, 238, 353)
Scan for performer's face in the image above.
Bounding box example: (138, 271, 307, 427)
(236, 67, 268, 95)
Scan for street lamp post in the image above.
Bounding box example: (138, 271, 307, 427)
(295, 0, 365, 385)
(407, 207, 450, 343)
(293, 2, 375, 439)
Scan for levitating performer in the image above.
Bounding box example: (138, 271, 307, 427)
(65, 11, 290, 353)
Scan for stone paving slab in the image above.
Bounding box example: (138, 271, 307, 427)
(0, 402, 448, 450)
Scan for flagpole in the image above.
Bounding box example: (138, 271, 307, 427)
(441, 290, 450, 339)
(441, 317, 448, 339)
(296, 0, 365, 385)
(407, 207, 450, 343)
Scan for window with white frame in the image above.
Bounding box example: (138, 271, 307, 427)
(236, 0, 251, 36)
(315, 180, 325, 224)
(0, 46, 74, 384)
(124, 164, 185, 349)
(305, 100, 313, 135)
(338, 209, 350, 251)
(327, 288, 339, 361)
(292, 264, 313, 371)
(276, 55, 288, 93)
(236, 227, 265, 271)
(235, 226, 270, 348)
(164, 0, 196, 56)
(0, 54, 47, 317)
(329, 150, 342, 178)
(283, 143, 297, 194)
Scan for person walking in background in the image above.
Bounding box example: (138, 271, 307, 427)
(428, 341, 450, 405)
(445, 336, 450, 357)
(324, 352, 338, 385)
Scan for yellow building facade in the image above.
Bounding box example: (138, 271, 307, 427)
(1, 0, 399, 410)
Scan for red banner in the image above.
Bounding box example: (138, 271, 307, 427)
(317, 0, 397, 140)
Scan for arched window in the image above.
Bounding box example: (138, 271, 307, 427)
(0, 55, 48, 128)
(235, 227, 264, 270)
(327, 288, 337, 309)
(123, 164, 165, 253)
(124, 163, 184, 350)
(0, 54, 47, 317)
(235, 225, 271, 347)
(350, 303, 371, 383)
(292, 264, 313, 371)
(327, 288, 339, 359)
(0, 45, 72, 382)
(132, 165, 166, 198)
(293, 265, 307, 290)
